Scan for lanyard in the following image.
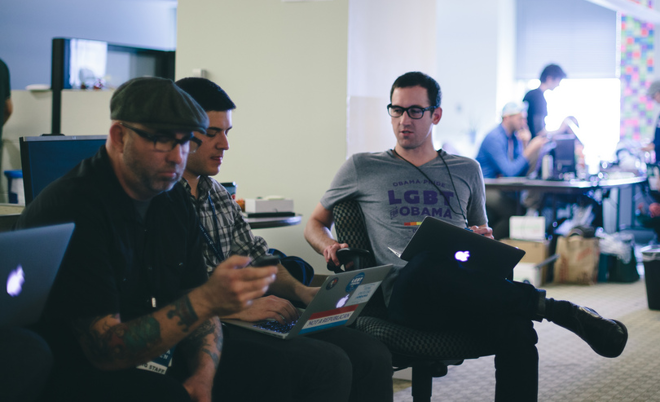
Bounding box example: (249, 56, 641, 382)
(199, 194, 225, 262)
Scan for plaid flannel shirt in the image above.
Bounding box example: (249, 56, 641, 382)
(181, 176, 268, 274)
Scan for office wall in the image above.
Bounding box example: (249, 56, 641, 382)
(346, 0, 437, 156)
(0, 0, 177, 90)
(435, 0, 516, 157)
(176, 0, 350, 270)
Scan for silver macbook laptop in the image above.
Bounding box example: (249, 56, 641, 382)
(223, 264, 392, 339)
(0, 223, 75, 327)
(391, 216, 525, 277)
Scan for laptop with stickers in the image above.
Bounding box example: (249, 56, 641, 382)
(223, 264, 393, 339)
(0, 223, 75, 327)
(392, 216, 525, 277)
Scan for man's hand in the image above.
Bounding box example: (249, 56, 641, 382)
(201, 255, 277, 317)
(183, 374, 213, 402)
(471, 225, 494, 240)
(222, 295, 302, 324)
(324, 242, 349, 266)
(517, 127, 532, 147)
(522, 135, 548, 160)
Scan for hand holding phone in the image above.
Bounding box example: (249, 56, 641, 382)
(248, 255, 280, 268)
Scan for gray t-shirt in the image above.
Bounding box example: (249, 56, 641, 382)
(320, 149, 488, 305)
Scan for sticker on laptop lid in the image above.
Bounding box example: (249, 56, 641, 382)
(346, 281, 381, 306)
(299, 305, 358, 335)
(345, 272, 365, 292)
(326, 277, 339, 290)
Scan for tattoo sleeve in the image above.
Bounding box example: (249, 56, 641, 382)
(181, 318, 223, 368)
(166, 295, 199, 332)
(74, 313, 162, 366)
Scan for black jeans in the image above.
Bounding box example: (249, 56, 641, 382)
(0, 327, 53, 402)
(388, 252, 540, 402)
(40, 326, 392, 402)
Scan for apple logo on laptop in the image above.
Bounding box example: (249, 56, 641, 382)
(454, 251, 470, 262)
(6, 265, 25, 297)
(336, 294, 350, 308)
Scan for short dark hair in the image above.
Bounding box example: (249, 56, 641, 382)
(390, 71, 441, 107)
(540, 64, 567, 83)
(175, 77, 236, 112)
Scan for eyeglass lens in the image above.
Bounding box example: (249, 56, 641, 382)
(388, 106, 426, 119)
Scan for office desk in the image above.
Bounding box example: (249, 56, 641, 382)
(0, 204, 24, 232)
(483, 175, 647, 231)
(483, 176, 647, 194)
(245, 214, 302, 229)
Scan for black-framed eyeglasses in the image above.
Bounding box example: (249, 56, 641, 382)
(120, 123, 202, 154)
(387, 104, 436, 119)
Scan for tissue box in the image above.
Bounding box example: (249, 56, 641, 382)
(245, 198, 294, 214)
(513, 262, 544, 287)
(509, 216, 546, 241)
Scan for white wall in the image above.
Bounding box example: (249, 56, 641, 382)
(176, 0, 350, 271)
(435, 0, 516, 158)
(347, 0, 437, 156)
(0, 0, 177, 90)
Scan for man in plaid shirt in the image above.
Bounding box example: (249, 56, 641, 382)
(176, 77, 393, 402)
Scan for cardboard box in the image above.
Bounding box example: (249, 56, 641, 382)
(501, 238, 550, 286)
(245, 198, 294, 214)
(501, 238, 549, 263)
(509, 216, 546, 241)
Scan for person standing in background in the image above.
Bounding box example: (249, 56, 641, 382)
(523, 64, 568, 138)
(642, 80, 660, 154)
(0, 58, 13, 200)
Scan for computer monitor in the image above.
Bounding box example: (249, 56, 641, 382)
(552, 134, 576, 177)
(20, 135, 107, 204)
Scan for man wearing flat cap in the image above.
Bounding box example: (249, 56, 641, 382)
(476, 102, 548, 238)
(17, 77, 278, 402)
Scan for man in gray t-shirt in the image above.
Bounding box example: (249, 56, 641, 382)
(305, 71, 628, 402)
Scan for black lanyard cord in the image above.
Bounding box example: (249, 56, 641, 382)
(198, 194, 225, 262)
(391, 148, 469, 228)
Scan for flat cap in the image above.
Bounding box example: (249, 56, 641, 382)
(110, 77, 208, 133)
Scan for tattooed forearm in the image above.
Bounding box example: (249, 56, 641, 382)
(166, 295, 199, 332)
(182, 319, 223, 368)
(74, 314, 162, 366)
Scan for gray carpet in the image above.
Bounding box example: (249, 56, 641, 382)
(393, 279, 660, 401)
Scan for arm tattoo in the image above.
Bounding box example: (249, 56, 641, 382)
(183, 319, 223, 367)
(74, 314, 162, 364)
(166, 295, 199, 332)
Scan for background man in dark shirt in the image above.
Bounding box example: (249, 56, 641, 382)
(16, 77, 277, 402)
(1, 58, 12, 199)
(524, 63, 568, 138)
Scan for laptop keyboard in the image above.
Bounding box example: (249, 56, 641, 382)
(254, 319, 298, 334)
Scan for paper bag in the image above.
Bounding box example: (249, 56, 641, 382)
(554, 236, 600, 285)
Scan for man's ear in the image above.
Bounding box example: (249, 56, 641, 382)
(108, 122, 127, 153)
(432, 107, 443, 125)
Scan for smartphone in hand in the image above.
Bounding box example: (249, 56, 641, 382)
(248, 255, 280, 268)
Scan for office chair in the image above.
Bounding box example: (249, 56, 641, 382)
(330, 200, 497, 402)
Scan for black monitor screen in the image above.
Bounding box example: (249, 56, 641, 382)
(553, 134, 576, 175)
(20, 135, 107, 204)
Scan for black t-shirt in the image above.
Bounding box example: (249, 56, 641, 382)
(654, 117, 660, 153)
(0, 58, 10, 142)
(16, 146, 207, 379)
(523, 88, 547, 137)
